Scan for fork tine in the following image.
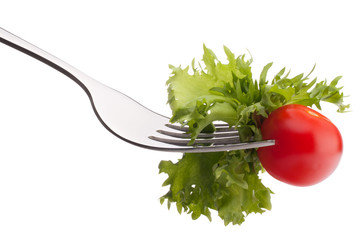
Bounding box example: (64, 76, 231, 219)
(164, 124, 188, 132)
(157, 129, 239, 139)
(165, 123, 237, 133)
(148, 135, 241, 146)
(213, 126, 237, 132)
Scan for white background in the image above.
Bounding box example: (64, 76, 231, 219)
(0, 1, 359, 239)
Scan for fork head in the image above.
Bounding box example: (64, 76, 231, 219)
(91, 84, 274, 153)
(148, 123, 275, 153)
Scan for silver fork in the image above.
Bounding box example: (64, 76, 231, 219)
(0, 27, 275, 153)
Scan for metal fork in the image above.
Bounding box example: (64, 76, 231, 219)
(0, 27, 275, 153)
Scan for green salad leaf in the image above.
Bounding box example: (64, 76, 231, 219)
(159, 45, 349, 225)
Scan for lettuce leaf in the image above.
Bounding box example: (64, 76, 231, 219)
(159, 45, 349, 225)
(159, 151, 272, 225)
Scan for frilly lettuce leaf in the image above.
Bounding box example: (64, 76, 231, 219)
(159, 151, 272, 226)
(159, 45, 349, 226)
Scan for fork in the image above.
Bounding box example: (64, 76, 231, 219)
(0, 27, 275, 153)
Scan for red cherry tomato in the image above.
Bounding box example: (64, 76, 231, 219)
(257, 104, 343, 186)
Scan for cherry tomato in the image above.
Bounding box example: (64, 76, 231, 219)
(257, 104, 343, 186)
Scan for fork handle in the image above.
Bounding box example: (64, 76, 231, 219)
(0, 27, 98, 98)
